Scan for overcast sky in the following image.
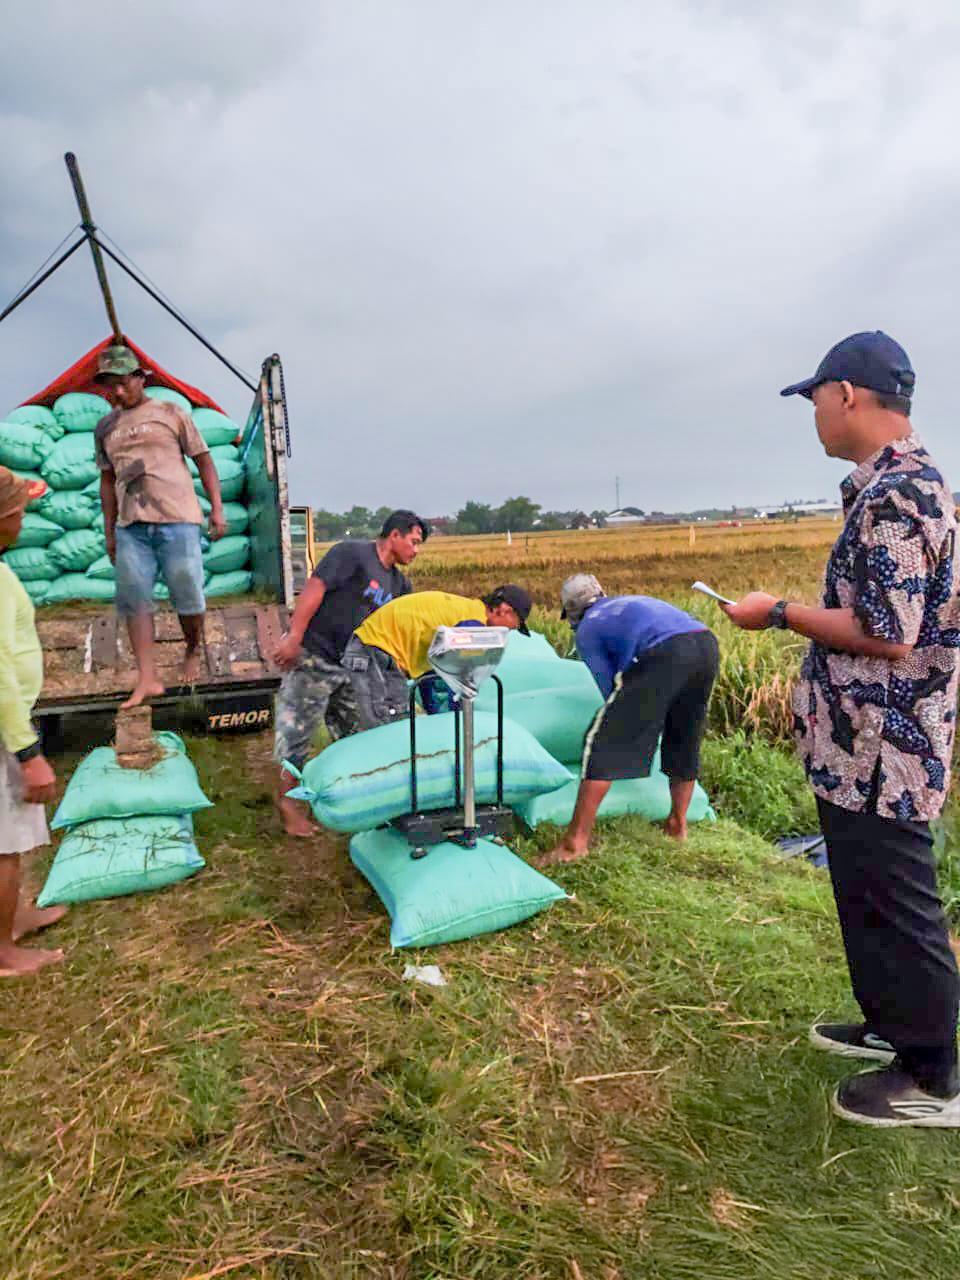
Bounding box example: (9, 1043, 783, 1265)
(3, 1, 960, 516)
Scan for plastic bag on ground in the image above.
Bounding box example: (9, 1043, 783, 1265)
(350, 828, 567, 947)
(53, 392, 112, 433)
(0, 422, 53, 472)
(37, 813, 204, 906)
(52, 732, 212, 829)
(288, 710, 573, 834)
(41, 433, 99, 490)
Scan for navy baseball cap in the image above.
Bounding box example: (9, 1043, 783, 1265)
(780, 331, 915, 401)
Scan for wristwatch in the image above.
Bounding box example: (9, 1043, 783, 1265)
(15, 739, 42, 763)
(767, 600, 790, 630)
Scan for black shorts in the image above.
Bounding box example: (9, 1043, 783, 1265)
(582, 629, 719, 782)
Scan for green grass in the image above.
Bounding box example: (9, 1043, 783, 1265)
(700, 731, 818, 839)
(4, 736, 960, 1279)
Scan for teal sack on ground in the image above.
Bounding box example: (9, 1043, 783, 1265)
(290, 711, 573, 834)
(502, 684, 603, 764)
(192, 407, 241, 447)
(86, 554, 115, 580)
(41, 433, 99, 490)
(22, 578, 52, 606)
(43, 574, 115, 603)
(205, 569, 252, 597)
(53, 392, 112, 433)
(349, 828, 567, 948)
(37, 813, 204, 906)
(515, 761, 715, 828)
(52, 732, 212, 829)
(145, 386, 192, 412)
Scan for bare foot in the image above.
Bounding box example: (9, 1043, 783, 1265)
(662, 814, 688, 841)
(0, 943, 64, 977)
(120, 679, 165, 710)
(13, 902, 67, 941)
(537, 837, 590, 867)
(277, 794, 317, 838)
(182, 650, 202, 684)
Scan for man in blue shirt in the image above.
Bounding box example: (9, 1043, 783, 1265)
(542, 574, 719, 863)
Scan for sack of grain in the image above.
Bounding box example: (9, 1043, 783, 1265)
(52, 392, 111, 433)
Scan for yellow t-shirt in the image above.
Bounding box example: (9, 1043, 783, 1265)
(0, 561, 43, 753)
(354, 591, 486, 677)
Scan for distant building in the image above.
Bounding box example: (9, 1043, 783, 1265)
(757, 498, 841, 518)
(605, 507, 646, 526)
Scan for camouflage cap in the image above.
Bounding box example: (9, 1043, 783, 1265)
(93, 345, 144, 381)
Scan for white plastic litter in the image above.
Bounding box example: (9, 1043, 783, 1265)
(402, 964, 447, 988)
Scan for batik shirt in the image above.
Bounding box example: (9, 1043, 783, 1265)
(793, 434, 960, 822)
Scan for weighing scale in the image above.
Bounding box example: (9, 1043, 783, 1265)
(390, 625, 515, 858)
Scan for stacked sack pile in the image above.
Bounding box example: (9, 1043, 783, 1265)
(0, 387, 254, 607)
(37, 732, 212, 907)
(474, 630, 716, 827)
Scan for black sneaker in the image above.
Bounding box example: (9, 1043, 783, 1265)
(809, 1022, 895, 1064)
(832, 1063, 960, 1128)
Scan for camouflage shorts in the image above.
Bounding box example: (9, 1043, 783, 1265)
(273, 651, 361, 771)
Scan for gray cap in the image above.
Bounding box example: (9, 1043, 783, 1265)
(560, 573, 605, 624)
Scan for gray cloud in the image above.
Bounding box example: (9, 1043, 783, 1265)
(2, 0, 960, 515)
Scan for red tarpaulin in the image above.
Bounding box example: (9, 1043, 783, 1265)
(21, 334, 225, 413)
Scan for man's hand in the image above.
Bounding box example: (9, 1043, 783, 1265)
(273, 632, 303, 671)
(720, 591, 779, 631)
(21, 754, 56, 804)
(208, 507, 227, 542)
(105, 530, 117, 564)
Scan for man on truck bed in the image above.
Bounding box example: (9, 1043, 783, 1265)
(272, 510, 428, 837)
(344, 584, 533, 729)
(94, 345, 226, 708)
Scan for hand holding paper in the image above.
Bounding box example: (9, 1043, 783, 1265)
(691, 580, 737, 607)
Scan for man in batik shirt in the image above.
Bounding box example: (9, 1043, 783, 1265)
(725, 331, 960, 1128)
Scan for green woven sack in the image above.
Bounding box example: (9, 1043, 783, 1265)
(0, 422, 53, 472)
(86, 554, 115, 580)
(192, 455, 244, 501)
(502, 685, 603, 764)
(220, 501, 249, 535)
(37, 813, 204, 906)
(350, 827, 567, 948)
(52, 391, 112, 433)
(192, 407, 240, 447)
(514, 761, 715, 828)
(40, 490, 96, 530)
(287, 711, 573, 834)
(208, 444, 240, 464)
(43, 574, 116, 603)
(41, 433, 99, 490)
(4, 547, 55, 582)
(203, 534, 250, 575)
(6, 405, 63, 439)
(15, 512, 62, 548)
(48, 528, 105, 573)
(204, 569, 252, 597)
(51, 732, 212, 829)
(22, 578, 52, 607)
(145, 386, 192, 412)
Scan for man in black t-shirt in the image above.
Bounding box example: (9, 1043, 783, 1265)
(272, 509, 428, 836)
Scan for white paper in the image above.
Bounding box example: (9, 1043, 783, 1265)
(691, 580, 736, 607)
(402, 964, 447, 988)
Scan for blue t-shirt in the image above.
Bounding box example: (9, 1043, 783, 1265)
(574, 595, 706, 698)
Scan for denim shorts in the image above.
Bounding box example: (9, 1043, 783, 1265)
(114, 522, 206, 617)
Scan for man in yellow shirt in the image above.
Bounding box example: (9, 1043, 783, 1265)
(344, 585, 532, 729)
(0, 466, 67, 976)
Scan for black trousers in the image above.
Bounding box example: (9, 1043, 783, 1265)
(818, 797, 960, 1092)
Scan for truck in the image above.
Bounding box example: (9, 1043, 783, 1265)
(0, 154, 313, 740)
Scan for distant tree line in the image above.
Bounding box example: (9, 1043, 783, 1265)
(312, 498, 611, 539)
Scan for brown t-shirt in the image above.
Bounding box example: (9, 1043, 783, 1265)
(95, 399, 208, 527)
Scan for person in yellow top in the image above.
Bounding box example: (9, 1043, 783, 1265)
(0, 466, 68, 976)
(343, 584, 533, 729)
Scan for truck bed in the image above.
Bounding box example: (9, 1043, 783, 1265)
(36, 601, 289, 715)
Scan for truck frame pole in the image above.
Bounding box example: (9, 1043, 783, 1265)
(64, 151, 123, 343)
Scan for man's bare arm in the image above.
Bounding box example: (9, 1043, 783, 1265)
(273, 578, 327, 670)
(100, 469, 119, 561)
(194, 452, 226, 540)
(721, 592, 912, 660)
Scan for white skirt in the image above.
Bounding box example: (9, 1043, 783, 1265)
(0, 749, 49, 855)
